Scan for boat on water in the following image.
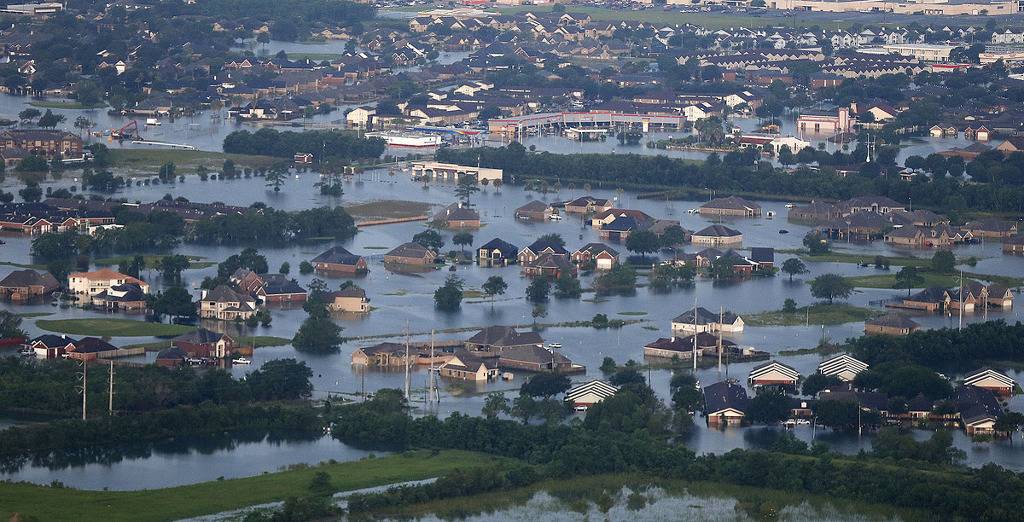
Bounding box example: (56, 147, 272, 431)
(784, 203, 795, 208)
(145, 118, 161, 126)
(546, 343, 563, 349)
(365, 131, 442, 148)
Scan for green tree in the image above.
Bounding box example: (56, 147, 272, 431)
(18, 108, 41, 123)
(454, 176, 480, 206)
(625, 230, 660, 261)
(537, 233, 565, 249)
(292, 313, 344, 354)
(801, 373, 842, 396)
(279, 262, 291, 275)
(482, 392, 510, 419)
(481, 275, 507, 309)
(412, 229, 444, 251)
(151, 286, 197, 321)
(781, 258, 808, 281)
(158, 255, 190, 282)
(452, 231, 474, 253)
(708, 256, 736, 280)
(783, 298, 798, 313)
(37, 109, 65, 129)
(299, 260, 314, 274)
(31, 230, 78, 261)
(265, 163, 288, 192)
(520, 373, 571, 399)
(659, 225, 688, 249)
(158, 162, 176, 182)
(809, 273, 853, 304)
(525, 277, 550, 303)
(245, 358, 314, 400)
(433, 275, 464, 312)
(18, 181, 43, 202)
(553, 272, 582, 299)
(931, 250, 956, 273)
(670, 372, 702, 412)
(600, 357, 617, 374)
(815, 399, 879, 432)
(747, 388, 792, 424)
(803, 231, 831, 255)
(73, 115, 94, 138)
(893, 266, 925, 295)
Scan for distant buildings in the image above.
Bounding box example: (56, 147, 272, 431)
(671, 307, 744, 334)
(698, 196, 762, 217)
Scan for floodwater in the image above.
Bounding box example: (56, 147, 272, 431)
(2, 163, 1023, 485)
(0, 430, 385, 490)
(393, 486, 903, 522)
(1, 39, 1023, 486)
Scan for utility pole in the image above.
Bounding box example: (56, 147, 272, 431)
(958, 269, 964, 331)
(108, 360, 114, 416)
(80, 360, 87, 421)
(691, 295, 698, 372)
(403, 323, 411, 401)
(717, 307, 723, 375)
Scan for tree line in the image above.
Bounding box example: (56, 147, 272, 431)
(223, 129, 386, 163)
(437, 144, 1024, 213)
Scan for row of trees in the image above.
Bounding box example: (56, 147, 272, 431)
(437, 144, 1024, 213)
(222, 129, 385, 163)
(0, 357, 313, 417)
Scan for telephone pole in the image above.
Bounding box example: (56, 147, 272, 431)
(80, 360, 87, 421)
(108, 360, 115, 416)
(403, 323, 411, 401)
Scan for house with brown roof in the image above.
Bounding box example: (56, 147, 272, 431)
(68, 268, 149, 304)
(326, 286, 369, 313)
(311, 246, 368, 274)
(439, 350, 500, 381)
(699, 196, 762, 217)
(518, 237, 568, 265)
(963, 219, 1018, 239)
(1004, 235, 1024, 255)
(384, 242, 438, 266)
(691, 224, 743, 246)
(515, 200, 553, 221)
(563, 195, 612, 214)
(571, 243, 619, 270)
(496, 344, 584, 373)
(0, 269, 59, 300)
(892, 286, 947, 312)
(465, 325, 543, 352)
(864, 314, 920, 336)
(433, 202, 481, 228)
(522, 252, 576, 278)
(199, 285, 258, 321)
(172, 329, 241, 358)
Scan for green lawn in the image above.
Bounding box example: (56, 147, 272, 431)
(783, 249, 932, 268)
(92, 254, 215, 270)
(0, 450, 498, 522)
(843, 271, 1023, 290)
(35, 318, 194, 337)
(745, 303, 883, 327)
(30, 100, 107, 109)
(108, 149, 279, 173)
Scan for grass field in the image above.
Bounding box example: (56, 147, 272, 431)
(782, 249, 932, 268)
(745, 303, 883, 327)
(108, 149, 279, 175)
(843, 271, 1023, 290)
(92, 254, 215, 270)
(30, 100, 107, 109)
(0, 450, 497, 522)
(35, 318, 195, 337)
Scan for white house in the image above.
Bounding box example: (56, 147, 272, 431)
(817, 354, 868, 382)
(565, 380, 618, 410)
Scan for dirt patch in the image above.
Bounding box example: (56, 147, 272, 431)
(345, 200, 434, 221)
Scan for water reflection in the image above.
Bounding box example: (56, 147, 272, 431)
(396, 486, 902, 522)
(0, 430, 383, 490)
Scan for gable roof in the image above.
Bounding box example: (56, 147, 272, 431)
(465, 325, 543, 347)
(817, 354, 868, 379)
(387, 242, 434, 258)
(311, 246, 363, 265)
(0, 269, 59, 289)
(963, 368, 1016, 389)
(565, 380, 618, 402)
(748, 360, 801, 382)
(693, 224, 741, 237)
(703, 381, 749, 414)
(479, 237, 518, 257)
